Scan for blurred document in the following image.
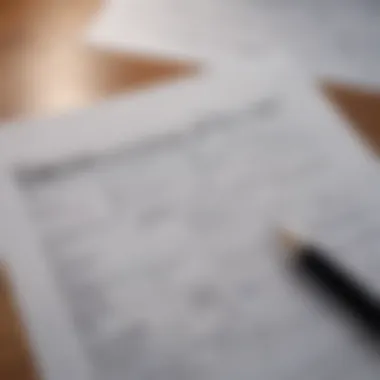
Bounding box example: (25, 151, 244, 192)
(86, 0, 278, 61)
(1, 59, 380, 380)
(87, 0, 380, 85)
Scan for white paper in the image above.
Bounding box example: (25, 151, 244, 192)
(1, 57, 380, 380)
(87, 0, 380, 85)
(86, 0, 280, 62)
(250, 0, 380, 86)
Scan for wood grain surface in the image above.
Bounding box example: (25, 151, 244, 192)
(0, 2, 379, 380)
(0, 266, 37, 380)
(323, 82, 380, 155)
(0, 0, 195, 122)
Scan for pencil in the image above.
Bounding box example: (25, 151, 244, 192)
(279, 229, 380, 336)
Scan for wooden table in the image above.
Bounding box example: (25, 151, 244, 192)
(0, 0, 195, 122)
(0, 1, 379, 380)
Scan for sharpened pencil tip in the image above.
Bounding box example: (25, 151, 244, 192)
(277, 227, 305, 257)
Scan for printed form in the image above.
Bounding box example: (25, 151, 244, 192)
(1, 58, 380, 380)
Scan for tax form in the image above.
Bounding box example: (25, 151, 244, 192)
(1, 58, 380, 380)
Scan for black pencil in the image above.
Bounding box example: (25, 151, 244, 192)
(280, 229, 380, 336)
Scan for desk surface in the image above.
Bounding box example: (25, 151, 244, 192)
(0, 2, 380, 380)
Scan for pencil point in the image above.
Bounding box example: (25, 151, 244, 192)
(277, 227, 304, 256)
